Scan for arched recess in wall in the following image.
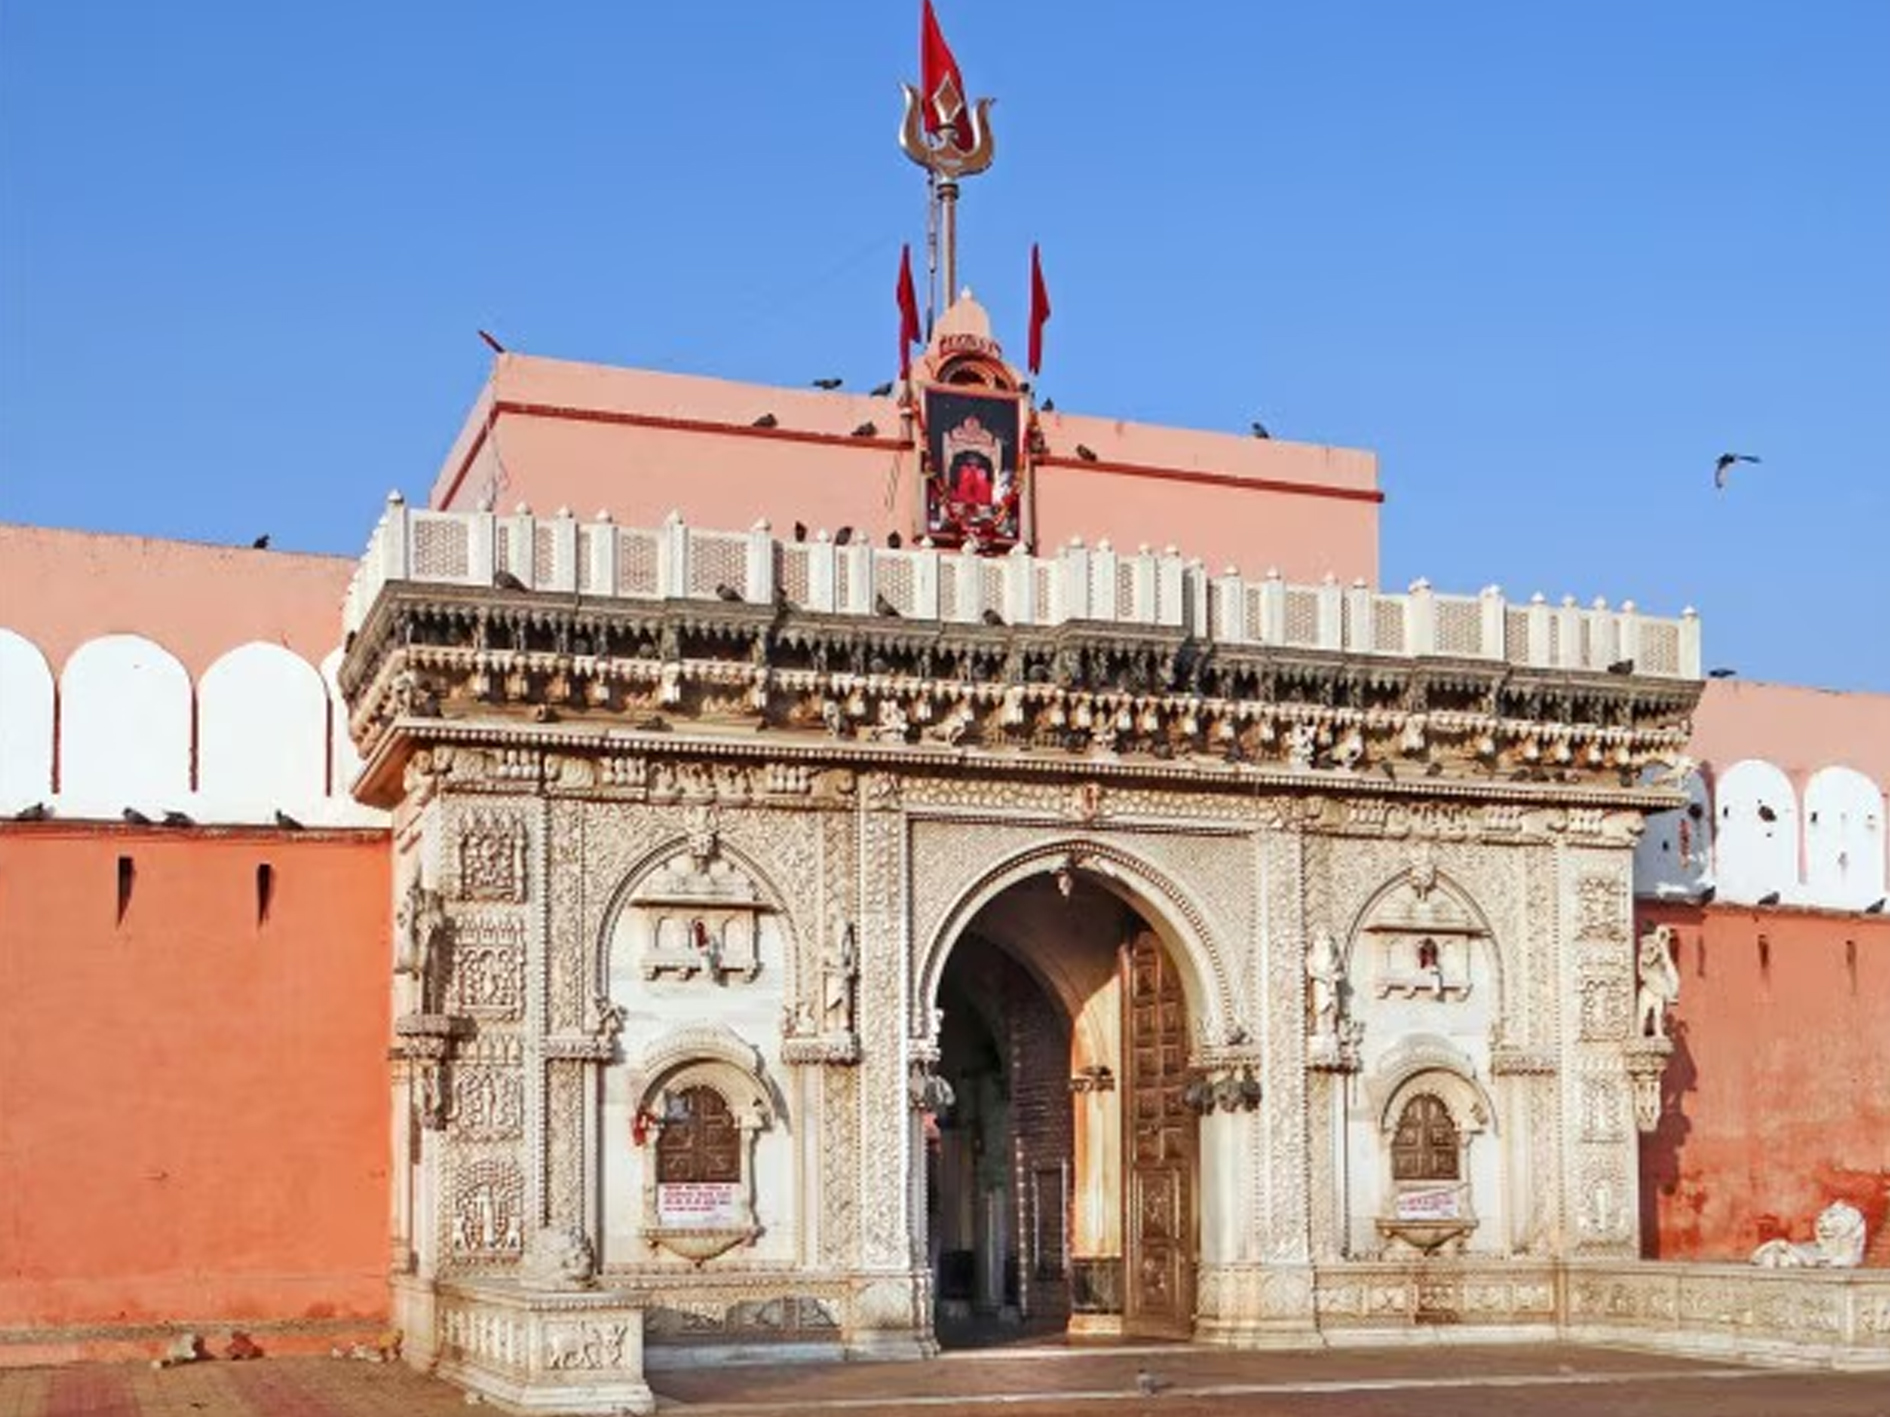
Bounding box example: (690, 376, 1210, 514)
(59, 634, 192, 817)
(1804, 765, 1886, 910)
(0, 629, 55, 811)
(1712, 759, 1799, 905)
(1634, 766, 1713, 900)
(321, 646, 367, 806)
(198, 643, 330, 823)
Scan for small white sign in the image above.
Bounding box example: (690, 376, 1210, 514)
(657, 1181, 742, 1227)
(1396, 1186, 1460, 1221)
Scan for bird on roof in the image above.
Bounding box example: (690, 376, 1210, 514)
(812, 377, 843, 390)
(981, 607, 1005, 627)
(874, 592, 901, 617)
(1756, 890, 1781, 906)
(852, 421, 878, 438)
(1707, 667, 1737, 679)
(1251, 421, 1271, 439)
(122, 807, 152, 825)
(1040, 398, 1056, 413)
(793, 521, 808, 543)
(477, 329, 506, 354)
(714, 582, 745, 603)
(274, 809, 303, 830)
(162, 809, 194, 827)
(13, 802, 50, 822)
(251, 534, 271, 550)
(1607, 658, 1634, 675)
(886, 531, 903, 549)
(1134, 1367, 1167, 1397)
(494, 569, 528, 592)
(1075, 444, 1099, 462)
(868, 380, 894, 398)
(1866, 897, 1885, 914)
(752, 413, 778, 429)
(833, 526, 854, 546)
(1714, 452, 1760, 489)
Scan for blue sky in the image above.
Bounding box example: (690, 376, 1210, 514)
(3, 3, 1885, 690)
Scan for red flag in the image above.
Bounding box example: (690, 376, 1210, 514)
(920, 0, 972, 149)
(1028, 243, 1051, 375)
(897, 244, 921, 380)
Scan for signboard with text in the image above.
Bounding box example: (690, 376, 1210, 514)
(657, 1181, 743, 1228)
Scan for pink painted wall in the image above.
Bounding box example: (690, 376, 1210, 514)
(0, 525, 352, 678)
(0, 825, 391, 1352)
(1638, 902, 1890, 1266)
(1690, 680, 1890, 793)
(430, 354, 1382, 588)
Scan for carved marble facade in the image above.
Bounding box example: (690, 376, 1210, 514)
(342, 562, 1702, 1404)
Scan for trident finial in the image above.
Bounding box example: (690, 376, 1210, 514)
(897, 86, 996, 181)
(900, 3, 995, 318)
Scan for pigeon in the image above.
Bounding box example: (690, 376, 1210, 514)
(251, 534, 271, 550)
(122, 807, 153, 826)
(532, 704, 559, 723)
(1425, 761, 1444, 777)
(1251, 421, 1271, 439)
(1707, 667, 1737, 679)
(833, 526, 854, 546)
(13, 802, 50, 822)
(1697, 884, 1716, 904)
(162, 809, 194, 828)
(981, 607, 1005, 627)
(1756, 890, 1781, 906)
(752, 413, 778, 428)
(868, 380, 894, 397)
(274, 809, 303, 830)
(493, 568, 527, 592)
(874, 592, 902, 617)
(477, 329, 506, 354)
(1714, 452, 1760, 489)
(852, 421, 878, 438)
(812, 377, 843, 390)
(1757, 803, 1778, 823)
(714, 582, 745, 603)
(793, 520, 808, 543)
(1379, 760, 1396, 781)
(1040, 398, 1056, 412)
(1866, 898, 1885, 914)
(887, 532, 903, 549)
(1134, 1366, 1166, 1397)
(1075, 444, 1099, 462)
(1607, 658, 1634, 675)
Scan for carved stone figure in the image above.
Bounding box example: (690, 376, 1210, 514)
(1635, 923, 1680, 1038)
(1751, 1201, 1868, 1269)
(518, 1224, 597, 1290)
(1307, 930, 1346, 1039)
(823, 921, 859, 1036)
(394, 876, 448, 1005)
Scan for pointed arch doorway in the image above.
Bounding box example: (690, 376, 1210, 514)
(924, 870, 1196, 1345)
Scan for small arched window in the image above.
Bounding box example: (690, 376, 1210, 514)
(655, 1085, 740, 1185)
(1391, 1093, 1459, 1182)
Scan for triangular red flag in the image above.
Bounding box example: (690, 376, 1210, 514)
(897, 244, 922, 380)
(920, 1, 972, 149)
(1028, 244, 1051, 376)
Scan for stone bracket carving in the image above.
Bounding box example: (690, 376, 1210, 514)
(1623, 1036, 1674, 1133)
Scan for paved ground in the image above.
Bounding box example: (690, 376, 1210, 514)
(3, 1343, 1887, 1416)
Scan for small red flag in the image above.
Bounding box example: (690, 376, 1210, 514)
(1028, 244, 1051, 376)
(920, 0, 972, 149)
(897, 244, 922, 380)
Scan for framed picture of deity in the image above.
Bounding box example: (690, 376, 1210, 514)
(920, 384, 1026, 552)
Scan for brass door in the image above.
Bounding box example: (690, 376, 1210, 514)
(1123, 929, 1194, 1336)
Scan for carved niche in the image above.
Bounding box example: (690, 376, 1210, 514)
(1356, 863, 1489, 1004)
(624, 809, 768, 984)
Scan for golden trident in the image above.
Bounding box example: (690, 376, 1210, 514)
(898, 81, 995, 318)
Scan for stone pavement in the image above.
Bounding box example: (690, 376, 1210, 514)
(3, 1343, 1888, 1417)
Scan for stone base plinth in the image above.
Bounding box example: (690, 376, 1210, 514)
(432, 1281, 653, 1415)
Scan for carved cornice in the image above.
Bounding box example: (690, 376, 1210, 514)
(338, 585, 1699, 810)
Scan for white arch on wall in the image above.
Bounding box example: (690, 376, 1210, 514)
(1634, 766, 1714, 899)
(59, 634, 193, 817)
(198, 642, 330, 823)
(1712, 758, 1800, 905)
(0, 629, 55, 812)
(1804, 766, 1886, 911)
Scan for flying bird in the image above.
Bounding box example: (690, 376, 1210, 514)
(752, 413, 778, 429)
(1707, 667, 1738, 679)
(1757, 802, 1778, 823)
(811, 377, 843, 390)
(251, 534, 271, 550)
(868, 381, 894, 397)
(493, 569, 528, 592)
(851, 421, 878, 438)
(477, 329, 506, 354)
(1074, 444, 1099, 462)
(714, 582, 745, 603)
(1251, 421, 1271, 439)
(874, 592, 901, 617)
(1714, 452, 1760, 489)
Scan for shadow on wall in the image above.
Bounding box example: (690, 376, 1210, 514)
(0, 627, 379, 827)
(1639, 761, 1887, 913)
(1638, 1015, 1700, 1260)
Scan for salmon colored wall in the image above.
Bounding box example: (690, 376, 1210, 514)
(1691, 680, 1890, 791)
(0, 825, 391, 1341)
(1638, 901, 1890, 1266)
(0, 526, 352, 678)
(430, 354, 1382, 588)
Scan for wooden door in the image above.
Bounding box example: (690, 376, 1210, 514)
(1123, 930, 1194, 1336)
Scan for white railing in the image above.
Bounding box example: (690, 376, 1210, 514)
(345, 496, 1702, 680)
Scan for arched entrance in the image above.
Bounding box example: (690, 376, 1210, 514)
(924, 869, 1197, 1344)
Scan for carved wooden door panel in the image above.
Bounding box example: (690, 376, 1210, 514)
(1123, 930, 1194, 1336)
(656, 1086, 740, 1183)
